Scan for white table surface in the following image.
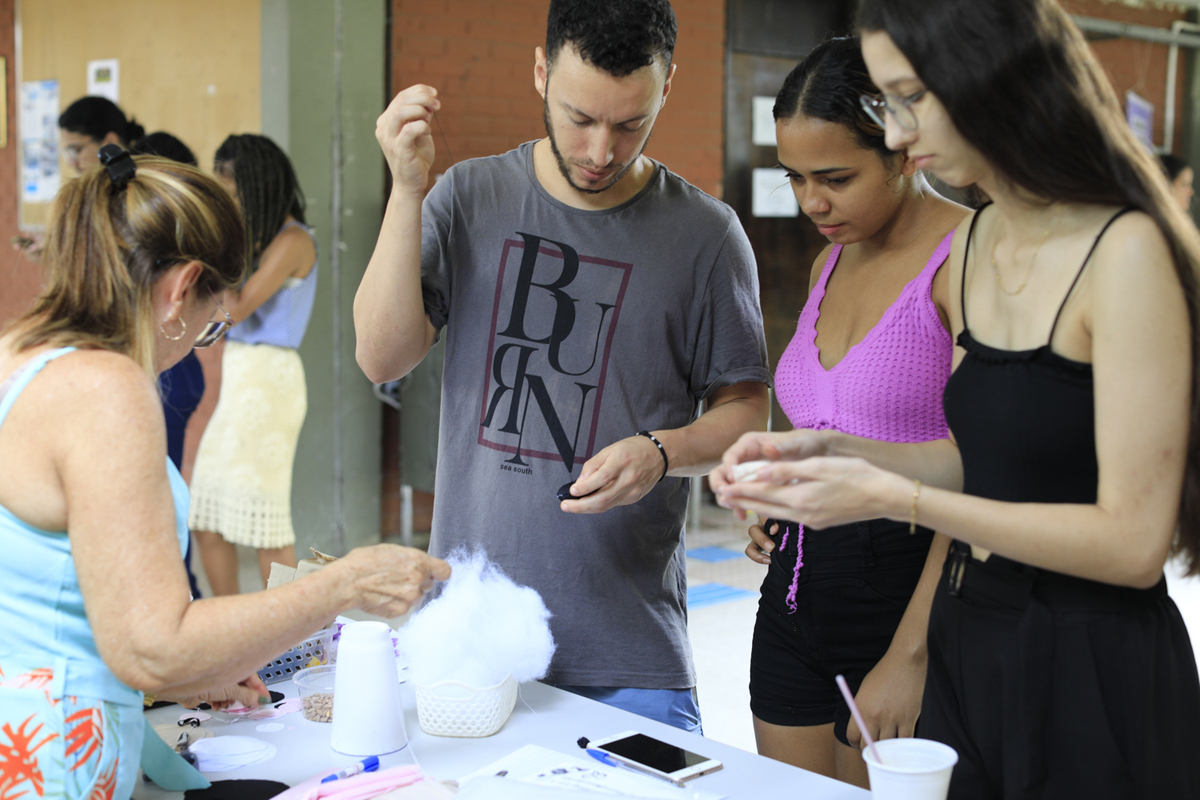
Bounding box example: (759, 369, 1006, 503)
(133, 679, 869, 799)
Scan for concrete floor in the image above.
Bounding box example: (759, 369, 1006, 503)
(191, 501, 1200, 758)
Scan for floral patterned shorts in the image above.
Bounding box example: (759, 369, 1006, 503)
(0, 663, 141, 800)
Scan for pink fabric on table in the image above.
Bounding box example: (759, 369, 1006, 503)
(223, 698, 303, 720)
(271, 765, 427, 800)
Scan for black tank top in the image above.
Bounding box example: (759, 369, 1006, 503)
(943, 205, 1133, 505)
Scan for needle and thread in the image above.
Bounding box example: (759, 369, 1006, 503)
(433, 111, 455, 166)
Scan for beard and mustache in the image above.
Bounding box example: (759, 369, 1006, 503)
(542, 100, 654, 195)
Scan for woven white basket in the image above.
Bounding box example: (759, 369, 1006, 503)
(414, 674, 518, 737)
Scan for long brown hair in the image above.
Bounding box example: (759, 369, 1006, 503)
(857, 0, 1200, 573)
(8, 156, 246, 374)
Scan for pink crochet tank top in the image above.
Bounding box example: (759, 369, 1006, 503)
(775, 231, 954, 440)
(771, 231, 954, 612)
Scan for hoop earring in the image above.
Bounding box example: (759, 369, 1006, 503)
(161, 317, 188, 341)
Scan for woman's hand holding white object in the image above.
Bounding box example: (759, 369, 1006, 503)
(718, 456, 909, 531)
(334, 544, 452, 618)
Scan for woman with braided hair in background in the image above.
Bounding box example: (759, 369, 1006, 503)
(190, 134, 319, 595)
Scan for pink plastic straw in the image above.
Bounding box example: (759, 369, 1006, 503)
(836, 673, 883, 765)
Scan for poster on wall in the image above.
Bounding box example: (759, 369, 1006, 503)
(751, 167, 799, 218)
(20, 79, 60, 204)
(87, 59, 119, 102)
(1126, 90, 1154, 150)
(752, 96, 777, 146)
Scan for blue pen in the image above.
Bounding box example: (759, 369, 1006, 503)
(320, 755, 380, 783)
(585, 749, 685, 788)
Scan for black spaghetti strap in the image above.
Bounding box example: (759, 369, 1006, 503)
(960, 203, 993, 331)
(1046, 207, 1136, 344)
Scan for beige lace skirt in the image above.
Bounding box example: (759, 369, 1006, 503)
(188, 341, 307, 548)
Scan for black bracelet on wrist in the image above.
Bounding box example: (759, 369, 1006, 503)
(636, 430, 669, 482)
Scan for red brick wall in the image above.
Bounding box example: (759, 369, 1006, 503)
(390, 0, 727, 198)
(1061, 0, 1190, 153)
(0, 0, 34, 329)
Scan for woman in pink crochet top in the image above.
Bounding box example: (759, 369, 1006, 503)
(739, 37, 967, 787)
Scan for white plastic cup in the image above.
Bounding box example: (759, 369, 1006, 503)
(329, 621, 408, 756)
(862, 738, 958, 800)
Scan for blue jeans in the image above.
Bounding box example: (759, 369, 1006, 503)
(553, 684, 703, 734)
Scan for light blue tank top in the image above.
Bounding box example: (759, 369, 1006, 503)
(227, 220, 318, 349)
(0, 347, 191, 706)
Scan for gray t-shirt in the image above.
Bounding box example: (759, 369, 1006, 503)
(421, 141, 771, 688)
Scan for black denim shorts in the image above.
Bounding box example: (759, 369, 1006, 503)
(749, 517, 932, 746)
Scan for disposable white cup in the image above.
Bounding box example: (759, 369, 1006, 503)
(862, 738, 958, 800)
(329, 621, 408, 756)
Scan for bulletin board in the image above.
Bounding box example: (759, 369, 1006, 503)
(18, 0, 262, 228)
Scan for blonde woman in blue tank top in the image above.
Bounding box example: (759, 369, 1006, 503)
(190, 134, 319, 596)
(0, 150, 448, 800)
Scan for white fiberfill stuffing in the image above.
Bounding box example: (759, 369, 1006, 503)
(399, 551, 556, 689)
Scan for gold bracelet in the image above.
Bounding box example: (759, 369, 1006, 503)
(910, 479, 922, 535)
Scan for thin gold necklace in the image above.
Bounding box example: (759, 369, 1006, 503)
(990, 205, 1063, 296)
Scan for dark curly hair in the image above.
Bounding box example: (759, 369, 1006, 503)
(546, 0, 676, 77)
(214, 134, 306, 273)
(774, 37, 892, 162)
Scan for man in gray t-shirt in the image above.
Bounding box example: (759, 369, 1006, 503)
(355, 0, 770, 732)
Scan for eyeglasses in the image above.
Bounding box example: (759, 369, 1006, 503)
(859, 89, 927, 132)
(194, 296, 234, 349)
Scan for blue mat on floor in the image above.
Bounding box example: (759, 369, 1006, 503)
(688, 582, 756, 609)
(686, 546, 744, 563)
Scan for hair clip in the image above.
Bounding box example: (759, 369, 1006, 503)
(98, 144, 136, 189)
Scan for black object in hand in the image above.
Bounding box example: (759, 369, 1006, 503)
(557, 481, 598, 502)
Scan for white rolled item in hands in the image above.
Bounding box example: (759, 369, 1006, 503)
(732, 460, 772, 482)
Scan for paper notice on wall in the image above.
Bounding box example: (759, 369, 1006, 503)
(1126, 90, 1154, 150)
(751, 96, 777, 147)
(20, 80, 60, 203)
(751, 167, 799, 218)
(87, 59, 119, 102)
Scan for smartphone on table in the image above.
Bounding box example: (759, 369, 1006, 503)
(588, 730, 723, 784)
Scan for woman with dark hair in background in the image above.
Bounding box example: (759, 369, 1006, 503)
(714, 0, 1200, 795)
(0, 150, 448, 800)
(15, 98, 148, 262)
(1160, 152, 1194, 212)
(744, 37, 966, 786)
(129, 131, 208, 599)
(189, 134, 319, 595)
(131, 131, 201, 167)
(58, 95, 146, 173)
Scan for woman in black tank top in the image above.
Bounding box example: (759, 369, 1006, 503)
(712, 1, 1200, 797)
